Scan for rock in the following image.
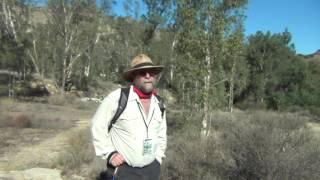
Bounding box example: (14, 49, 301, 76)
(0, 171, 24, 180)
(45, 82, 59, 95)
(70, 174, 86, 180)
(80, 97, 102, 103)
(0, 168, 63, 180)
(23, 168, 62, 180)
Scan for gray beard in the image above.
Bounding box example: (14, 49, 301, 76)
(135, 82, 155, 94)
(139, 85, 153, 94)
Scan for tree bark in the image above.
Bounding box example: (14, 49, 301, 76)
(26, 40, 41, 75)
(170, 36, 177, 83)
(228, 59, 237, 112)
(201, 53, 212, 138)
(2, 0, 18, 41)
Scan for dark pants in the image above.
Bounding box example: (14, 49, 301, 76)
(98, 160, 160, 180)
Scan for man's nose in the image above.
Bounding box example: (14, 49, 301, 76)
(145, 72, 151, 78)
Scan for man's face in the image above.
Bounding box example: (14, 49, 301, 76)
(133, 69, 159, 94)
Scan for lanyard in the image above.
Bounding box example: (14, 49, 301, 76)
(136, 101, 155, 138)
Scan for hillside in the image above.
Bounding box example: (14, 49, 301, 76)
(299, 49, 320, 59)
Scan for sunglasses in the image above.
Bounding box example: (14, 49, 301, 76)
(136, 70, 157, 77)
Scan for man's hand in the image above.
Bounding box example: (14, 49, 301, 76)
(110, 153, 126, 167)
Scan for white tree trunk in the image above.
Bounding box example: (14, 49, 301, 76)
(26, 40, 41, 75)
(201, 53, 212, 138)
(228, 59, 237, 112)
(2, 0, 18, 41)
(170, 37, 177, 82)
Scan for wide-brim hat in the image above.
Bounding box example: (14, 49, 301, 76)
(123, 54, 164, 81)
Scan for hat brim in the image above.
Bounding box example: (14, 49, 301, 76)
(123, 65, 164, 81)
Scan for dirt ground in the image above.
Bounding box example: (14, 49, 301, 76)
(308, 122, 320, 138)
(0, 99, 96, 171)
(0, 127, 60, 158)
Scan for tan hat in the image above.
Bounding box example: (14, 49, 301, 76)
(123, 54, 164, 81)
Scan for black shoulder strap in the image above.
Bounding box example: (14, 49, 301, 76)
(108, 88, 166, 132)
(155, 94, 166, 118)
(108, 87, 130, 132)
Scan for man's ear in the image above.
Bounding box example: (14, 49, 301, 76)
(130, 73, 137, 83)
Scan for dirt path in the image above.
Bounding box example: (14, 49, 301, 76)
(308, 122, 320, 138)
(0, 118, 90, 171)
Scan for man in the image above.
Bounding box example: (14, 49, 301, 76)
(91, 54, 167, 180)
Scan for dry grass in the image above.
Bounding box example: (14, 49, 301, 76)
(161, 110, 320, 180)
(2, 96, 319, 180)
(53, 128, 106, 179)
(213, 111, 320, 180)
(0, 97, 96, 171)
(0, 97, 96, 129)
(52, 109, 320, 180)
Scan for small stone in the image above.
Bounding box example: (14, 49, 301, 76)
(70, 174, 86, 180)
(23, 168, 62, 180)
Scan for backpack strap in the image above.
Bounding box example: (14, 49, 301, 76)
(155, 94, 166, 119)
(108, 87, 130, 132)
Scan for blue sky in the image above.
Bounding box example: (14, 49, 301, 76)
(245, 0, 319, 55)
(36, 0, 319, 55)
(113, 0, 319, 55)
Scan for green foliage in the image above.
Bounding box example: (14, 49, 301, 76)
(142, 0, 174, 46)
(1, 0, 319, 112)
(244, 30, 308, 109)
(172, 0, 248, 111)
(0, 0, 33, 72)
(300, 58, 320, 107)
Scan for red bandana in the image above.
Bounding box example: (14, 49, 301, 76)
(133, 86, 157, 99)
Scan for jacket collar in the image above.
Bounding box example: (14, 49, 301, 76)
(127, 85, 159, 103)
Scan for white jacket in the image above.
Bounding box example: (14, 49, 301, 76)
(91, 86, 167, 167)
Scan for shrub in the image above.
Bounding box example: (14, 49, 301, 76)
(0, 112, 74, 129)
(0, 84, 8, 96)
(56, 129, 94, 168)
(30, 116, 73, 129)
(215, 111, 320, 180)
(11, 114, 31, 128)
(55, 110, 320, 180)
(0, 98, 16, 112)
(48, 94, 77, 106)
(0, 113, 31, 128)
(161, 112, 221, 180)
(161, 110, 320, 180)
(54, 128, 104, 178)
(0, 113, 12, 127)
(308, 106, 320, 122)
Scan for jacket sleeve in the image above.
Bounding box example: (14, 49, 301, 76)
(156, 109, 167, 164)
(91, 90, 119, 160)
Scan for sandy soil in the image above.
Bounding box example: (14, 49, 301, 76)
(308, 122, 320, 138)
(0, 99, 96, 172)
(0, 117, 90, 171)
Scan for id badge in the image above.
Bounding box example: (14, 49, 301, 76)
(143, 138, 153, 155)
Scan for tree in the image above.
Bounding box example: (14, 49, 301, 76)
(301, 57, 320, 107)
(142, 0, 174, 48)
(46, 0, 103, 92)
(173, 0, 248, 136)
(245, 30, 306, 109)
(0, 0, 33, 77)
(224, 25, 249, 112)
